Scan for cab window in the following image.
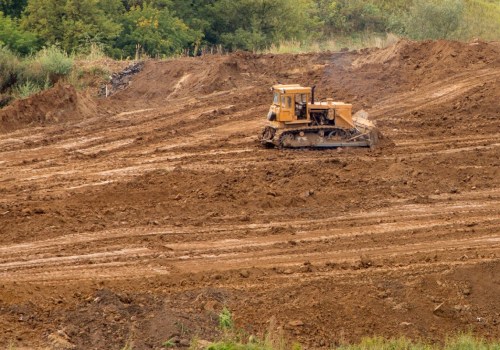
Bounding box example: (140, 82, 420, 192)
(282, 96, 291, 108)
(295, 94, 307, 103)
(273, 92, 280, 105)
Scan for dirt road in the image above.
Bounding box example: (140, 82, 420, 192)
(0, 40, 499, 349)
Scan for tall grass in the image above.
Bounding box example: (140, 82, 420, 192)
(15, 80, 42, 99)
(337, 334, 500, 350)
(22, 46, 73, 85)
(0, 46, 21, 91)
(458, 0, 500, 40)
(207, 334, 500, 350)
(0, 45, 74, 101)
(261, 33, 400, 54)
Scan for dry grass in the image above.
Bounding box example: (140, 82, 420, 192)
(261, 33, 400, 54)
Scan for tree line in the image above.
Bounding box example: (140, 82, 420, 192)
(1, 0, 499, 58)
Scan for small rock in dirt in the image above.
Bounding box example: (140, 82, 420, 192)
(400, 322, 413, 327)
(48, 330, 75, 349)
(239, 270, 250, 278)
(170, 336, 180, 344)
(433, 302, 457, 319)
(204, 300, 219, 311)
(299, 264, 313, 273)
(302, 189, 315, 198)
(179, 339, 190, 347)
(240, 215, 251, 222)
(288, 320, 304, 327)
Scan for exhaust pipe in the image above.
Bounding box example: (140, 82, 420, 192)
(311, 85, 316, 104)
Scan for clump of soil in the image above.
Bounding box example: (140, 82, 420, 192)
(0, 83, 96, 133)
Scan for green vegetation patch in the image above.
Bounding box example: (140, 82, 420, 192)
(207, 334, 500, 350)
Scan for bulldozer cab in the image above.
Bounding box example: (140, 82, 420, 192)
(271, 85, 311, 123)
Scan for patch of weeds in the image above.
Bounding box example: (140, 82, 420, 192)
(121, 336, 135, 350)
(163, 338, 176, 348)
(22, 46, 73, 85)
(0, 46, 21, 91)
(219, 307, 234, 331)
(15, 80, 42, 99)
(175, 321, 190, 336)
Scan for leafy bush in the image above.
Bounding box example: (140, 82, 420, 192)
(455, 0, 500, 40)
(0, 46, 21, 91)
(319, 0, 389, 34)
(116, 3, 202, 58)
(21, 0, 122, 53)
(22, 46, 73, 85)
(402, 0, 465, 40)
(208, 0, 319, 51)
(36, 46, 73, 76)
(0, 11, 39, 55)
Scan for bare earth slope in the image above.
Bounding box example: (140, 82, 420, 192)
(0, 40, 499, 349)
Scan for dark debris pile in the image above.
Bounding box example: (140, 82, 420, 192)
(99, 61, 145, 97)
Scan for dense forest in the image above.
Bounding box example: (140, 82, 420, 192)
(1, 0, 500, 58)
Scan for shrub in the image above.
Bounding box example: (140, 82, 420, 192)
(0, 46, 21, 91)
(22, 46, 73, 85)
(0, 11, 39, 55)
(402, 0, 465, 40)
(16, 80, 41, 99)
(219, 307, 234, 331)
(36, 46, 73, 79)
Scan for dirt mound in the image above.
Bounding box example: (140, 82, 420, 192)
(0, 83, 96, 133)
(101, 51, 329, 113)
(353, 39, 500, 70)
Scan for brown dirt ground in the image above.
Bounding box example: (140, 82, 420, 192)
(0, 39, 499, 350)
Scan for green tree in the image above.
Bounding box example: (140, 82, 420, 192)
(402, 0, 465, 39)
(0, 11, 39, 55)
(116, 3, 202, 57)
(170, 0, 213, 34)
(22, 0, 122, 52)
(207, 0, 319, 51)
(125, 0, 171, 10)
(0, 0, 28, 18)
(316, 0, 387, 34)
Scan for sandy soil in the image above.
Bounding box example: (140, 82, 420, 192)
(0, 39, 499, 350)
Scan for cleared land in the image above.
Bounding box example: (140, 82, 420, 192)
(0, 40, 499, 349)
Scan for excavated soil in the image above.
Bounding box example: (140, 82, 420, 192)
(0, 40, 499, 349)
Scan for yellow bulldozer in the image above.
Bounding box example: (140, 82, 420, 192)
(260, 84, 378, 148)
